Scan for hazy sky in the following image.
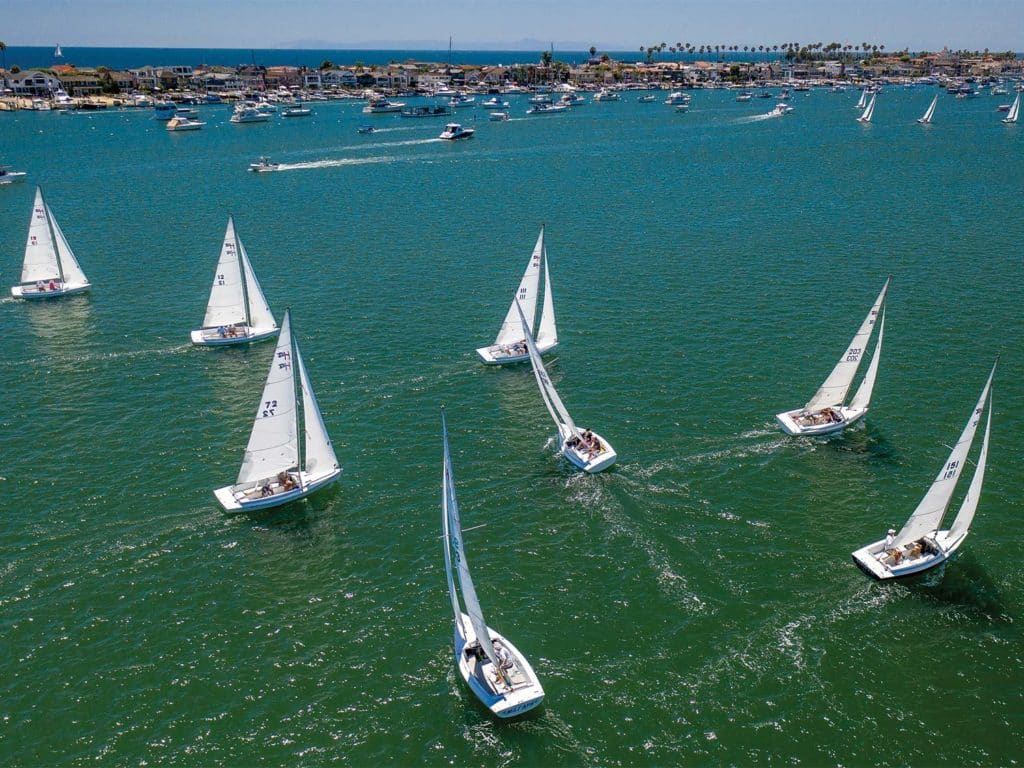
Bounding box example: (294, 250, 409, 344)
(5, 0, 1022, 51)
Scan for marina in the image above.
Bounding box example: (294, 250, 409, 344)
(1, 71, 1023, 765)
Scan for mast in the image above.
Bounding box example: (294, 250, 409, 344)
(233, 217, 252, 327)
(441, 409, 466, 637)
(42, 193, 65, 283)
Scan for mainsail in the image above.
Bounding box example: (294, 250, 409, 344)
(918, 94, 937, 124)
(21, 188, 61, 284)
(237, 310, 299, 483)
(296, 341, 338, 478)
(893, 364, 995, 548)
(202, 217, 248, 328)
(804, 277, 890, 413)
(441, 411, 498, 666)
(494, 228, 544, 346)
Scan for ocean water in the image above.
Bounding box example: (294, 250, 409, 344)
(1, 87, 1022, 766)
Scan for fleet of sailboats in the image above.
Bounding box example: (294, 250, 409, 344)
(10, 187, 91, 299)
(516, 299, 617, 473)
(441, 409, 545, 718)
(1001, 92, 1020, 124)
(213, 308, 341, 513)
(856, 92, 877, 123)
(916, 94, 938, 124)
(476, 227, 558, 365)
(852, 362, 996, 580)
(776, 277, 890, 436)
(190, 217, 279, 346)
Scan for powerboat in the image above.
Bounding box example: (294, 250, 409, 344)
(363, 96, 405, 113)
(0, 166, 27, 185)
(248, 156, 279, 172)
(230, 105, 270, 123)
(281, 104, 312, 117)
(400, 105, 452, 118)
(527, 102, 567, 114)
(480, 96, 510, 109)
(439, 123, 475, 140)
(166, 115, 206, 131)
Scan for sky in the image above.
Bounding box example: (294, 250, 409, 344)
(4, 0, 1022, 52)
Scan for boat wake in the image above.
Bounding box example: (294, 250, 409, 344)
(264, 139, 445, 171)
(735, 112, 784, 124)
(1, 342, 192, 368)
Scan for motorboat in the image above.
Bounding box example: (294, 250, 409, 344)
(153, 101, 177, 120)
(357, 125, 376, 134)
(439, 123, 475, 140)
(593, 88, 620, 102)
(0, 166, 27, 185)
(448, 93, 476, 109)
(362, 96, 405, 113)
(489, 111, 510, 122)
(230, 105, 270, 123)
(479, 96, 510, 109)
(166, 115, 206, 131)
(248, 156, 279, 172)
(281, 104, 312, 117)
(400, 105, 452, 118)
(736, 92, 753, 102)
(664, 91, 690, 105)
(527, 102, 567, 114)
(637, 94, 657, 103)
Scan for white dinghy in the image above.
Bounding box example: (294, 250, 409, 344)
(11, 187, 91, 299)
(916, 94, 938, 124)
(214, 309, 341, 513)
(476, 227, 558, 365)
(191, 217, 279, 346)
(776, 276, 890, 436)
(517, 299, 616, 473)
(856, 92, 876, 123)
(852, 362, 996, 580)
(441, 409, 545, 718)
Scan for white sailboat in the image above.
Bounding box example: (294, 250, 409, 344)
(190, 217, 279, 346)
(854, 88, 868, 110)
(776, 276, 890, 436)
(440, 409, 545, 718)
(213, 308, 341, 512)
(475, 227, 558, 365)
(1001, 93, 1020, 124)
(852, 362, 996, 580)
(916, 94, 938, 124)
(11, 187, 91, 299)
(856, 92, 876, 123)
(54, 44, 63, 58)
(517, 299, 617, 473)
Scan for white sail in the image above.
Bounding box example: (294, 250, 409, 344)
(948, 391, 992, 541)
(441, 411, 498, 666)
(804, 277, 890, 413)
(536, 249, 557, 345)
(848, 309, 885, 412)
(238, 234, 277, 330)
(48, 204, 89, 286)
(21, 188, 62, 284)
(855, 89, 867, 110)
(295, 341, 338, 478)
(858, 93, 876, 122)
(237, 310, 299, 484)
(1003, 93, 1020, 123)
(493, 228, 544, 346)
(918, 94, 937, 124)
(202, 217, 248, 328)
(517, 299, 577, 436)
(893, 365, 994, 548)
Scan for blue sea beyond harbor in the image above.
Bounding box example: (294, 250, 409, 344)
(1, 70, 1023, 765)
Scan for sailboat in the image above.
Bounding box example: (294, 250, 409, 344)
(1001, 93, 1020, 124)
(475, 227, 558, 365)
(852, 362, 996, 580)
(776, 276, 890, 436)
(440, 408, 545, 718)
(516, 299, 617, 472)
(54, 44, 63, 58)
(854, 88, 868, 110)
(10, 187, 91, 299)
(856, 92, 876, 123)
(213, 308, 341, 512)
(190, 217, 278, 346)
(916, 94, 938, 124)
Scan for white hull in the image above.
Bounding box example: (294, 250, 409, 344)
(11, 281, 90, 300)
(214, 467, 341, 513)
(476, 338, 557, 365)
(190, 324, 279, 346)
(454, 614, 544, 718)
(775, 405, 867, 436)
(851, 529, 966, 580)
(560, 426, 617, 473)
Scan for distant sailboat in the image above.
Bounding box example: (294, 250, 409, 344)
(440, 408, 545, 718)
(1001, 93, 1020, 124)
(476, 227, 558, 365)
(54, 44, 63, 58)
(852, 362, 996, 580)
(517, 299, 617, 472)
(213, 308, 341, 513)
(856, 92, 876, 123)
(10, 187, 91, 299)
(776, 276, 890, 436)
(854, 89, 868, 110)
(917, 94, 938, 124)
(190, 217, 278, 346)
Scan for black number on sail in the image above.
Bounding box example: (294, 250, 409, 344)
(216, 273, 225, 286)
(262, 399, 278, 417)
(943, 460, 959, 480)
(846, 347, 862, 362)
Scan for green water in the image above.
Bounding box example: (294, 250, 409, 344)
(1, 89, 1022, 766)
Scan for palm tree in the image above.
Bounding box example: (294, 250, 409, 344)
(0, 40, 6, 71)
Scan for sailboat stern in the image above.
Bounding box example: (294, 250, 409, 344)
(852, 537, 948, 580)
(190, 324, 280, 346)
(562, 428, 617, 473)
(213, 466, 339, 513)
(476, 338, 557, 365)
(11, 281, 91, 300)
(776, 407, 850, 436)
(455, 618, 545, 718)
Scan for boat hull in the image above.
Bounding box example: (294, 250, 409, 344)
(214, 467, 341, 513)
(775, 406, 866, 436)
(476, 338, 557, 365)
(560, 428, 617, 473)
(190, 325, 280, 346)
(11, 282, 91, 300)
(851, 530, 964, 580)
(454, 615, 544, 719)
